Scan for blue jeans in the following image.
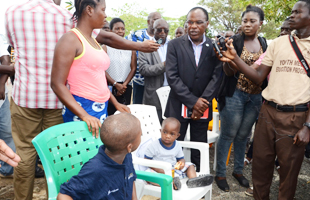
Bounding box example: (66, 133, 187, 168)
(132, 81, 144, 104)
(216, 89, 262, 177)
(0, 95, 15, 175)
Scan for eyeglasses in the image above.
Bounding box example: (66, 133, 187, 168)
(156, 28, 169, 33)
(186, 20, 206, 26)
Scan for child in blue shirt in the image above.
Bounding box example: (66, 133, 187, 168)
(144, 117, 214, 190)
(57, 113, 142, 200)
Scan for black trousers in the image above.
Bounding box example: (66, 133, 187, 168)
(178, 120, 209, 172)
(108, 84, 132, 115)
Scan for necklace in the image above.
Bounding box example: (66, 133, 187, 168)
(75, 27, 101, 50)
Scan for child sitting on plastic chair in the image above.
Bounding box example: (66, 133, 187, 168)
(144, 117, 213, 190)
(57, 113, 142, 200)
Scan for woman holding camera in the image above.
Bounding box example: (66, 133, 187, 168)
(215, 5, 267, 192)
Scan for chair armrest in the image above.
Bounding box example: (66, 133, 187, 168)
(133, 157, 172, 175)
(213, 112, 220, 133)
(178, 141, 210, 174)
(136, 170, 173, 200)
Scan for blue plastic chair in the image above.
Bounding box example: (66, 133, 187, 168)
(32, 121, 172, 200)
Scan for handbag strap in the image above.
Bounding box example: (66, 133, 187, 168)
(289, 35, 310, 77)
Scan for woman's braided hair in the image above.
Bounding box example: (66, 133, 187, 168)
(72, 0, 101, 21)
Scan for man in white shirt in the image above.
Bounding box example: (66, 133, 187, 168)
(139, 19, 169, 122)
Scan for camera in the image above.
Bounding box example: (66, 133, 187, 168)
(218, 36, 227, 51)
(212, 40, 223, 58)
(156, 38, 163, 45)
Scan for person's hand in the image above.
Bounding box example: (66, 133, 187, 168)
(221, 39, 237, 60)
(81, 114, 101, 138)
(293, 126, 310, 146)
(122, 83, 127, 92)
(214, 39, 236, 62)
(0, 139, 21, 167)
(193, 98, 209, 114)
(115, 103, 131, 113)
(139, 40, 160, 53)
(178, 161, 185, 170)
(191, 109, 202, 120)
(114, 83, 125, 96)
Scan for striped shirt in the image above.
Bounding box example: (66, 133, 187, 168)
(5, 0, 74, 109)
(126, 28, 154, 86)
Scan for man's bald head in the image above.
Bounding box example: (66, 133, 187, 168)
(148, 12, 162, 20)
(147, 12, 162, 33)
(100, 113, 141, 152)
(153, 19, 169, 29)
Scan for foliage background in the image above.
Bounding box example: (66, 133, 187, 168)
(66, 0, 297, 40)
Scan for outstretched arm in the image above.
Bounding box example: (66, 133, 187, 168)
(96, 30, 159, 52)
(217, 39, 271, 84)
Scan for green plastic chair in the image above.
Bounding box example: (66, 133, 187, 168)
(32, 121, 172, 200)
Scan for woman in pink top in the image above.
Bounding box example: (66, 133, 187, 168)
(51, 0, 129, 137)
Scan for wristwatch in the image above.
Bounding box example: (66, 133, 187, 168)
(303, 122, 310, 129)
(113, 81, 117, 86)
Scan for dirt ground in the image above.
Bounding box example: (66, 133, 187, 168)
(1, 146, 309, 200)
(2, 82, 310, 200)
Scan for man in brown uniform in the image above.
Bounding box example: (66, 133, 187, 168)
(217, 0, 310, 199)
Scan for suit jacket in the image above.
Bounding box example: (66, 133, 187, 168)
(138, 50, 165, 111)
(164, 34, 223, 122)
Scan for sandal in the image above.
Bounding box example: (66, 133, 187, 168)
(245, 187, 253, 197)
(173, 177, 182, 190)
(244, 157, 252, 166)
(186, 174, 214, 188)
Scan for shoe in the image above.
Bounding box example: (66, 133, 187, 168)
(186, 174, 214, 188)
(245, 187, 253, 197)
(215, 176, 229, 192)
(35, 166, 45, 178)
(232, 173, 249, 188)
(244, 157, 252, 167)
(173, 177, 182, 190)
(0, 173, 13, 179)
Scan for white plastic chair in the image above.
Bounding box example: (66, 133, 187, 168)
(156, 86, 219, 170)
(116, 104, 212, 200)
(156, 86, 171, 120)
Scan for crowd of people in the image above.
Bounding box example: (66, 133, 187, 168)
(0, 0, 310, 199)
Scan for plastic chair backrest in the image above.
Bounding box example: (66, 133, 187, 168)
(32, 121, 103, 200)
(116, 104, 161, 143)
(156, 86, 171, 119)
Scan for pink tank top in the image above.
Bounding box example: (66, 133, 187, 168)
(67, 28, 110, 103)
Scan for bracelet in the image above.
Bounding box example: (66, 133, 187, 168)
(113, 81, 117, 86)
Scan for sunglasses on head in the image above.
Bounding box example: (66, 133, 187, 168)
(156, 28, 169, 33)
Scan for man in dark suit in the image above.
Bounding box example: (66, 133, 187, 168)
(139, 19, 170, 122)
(165, 7, 223, 171)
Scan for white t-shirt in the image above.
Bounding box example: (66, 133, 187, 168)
(144, 139, 184, 166)
(106, 46, 132, 84)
